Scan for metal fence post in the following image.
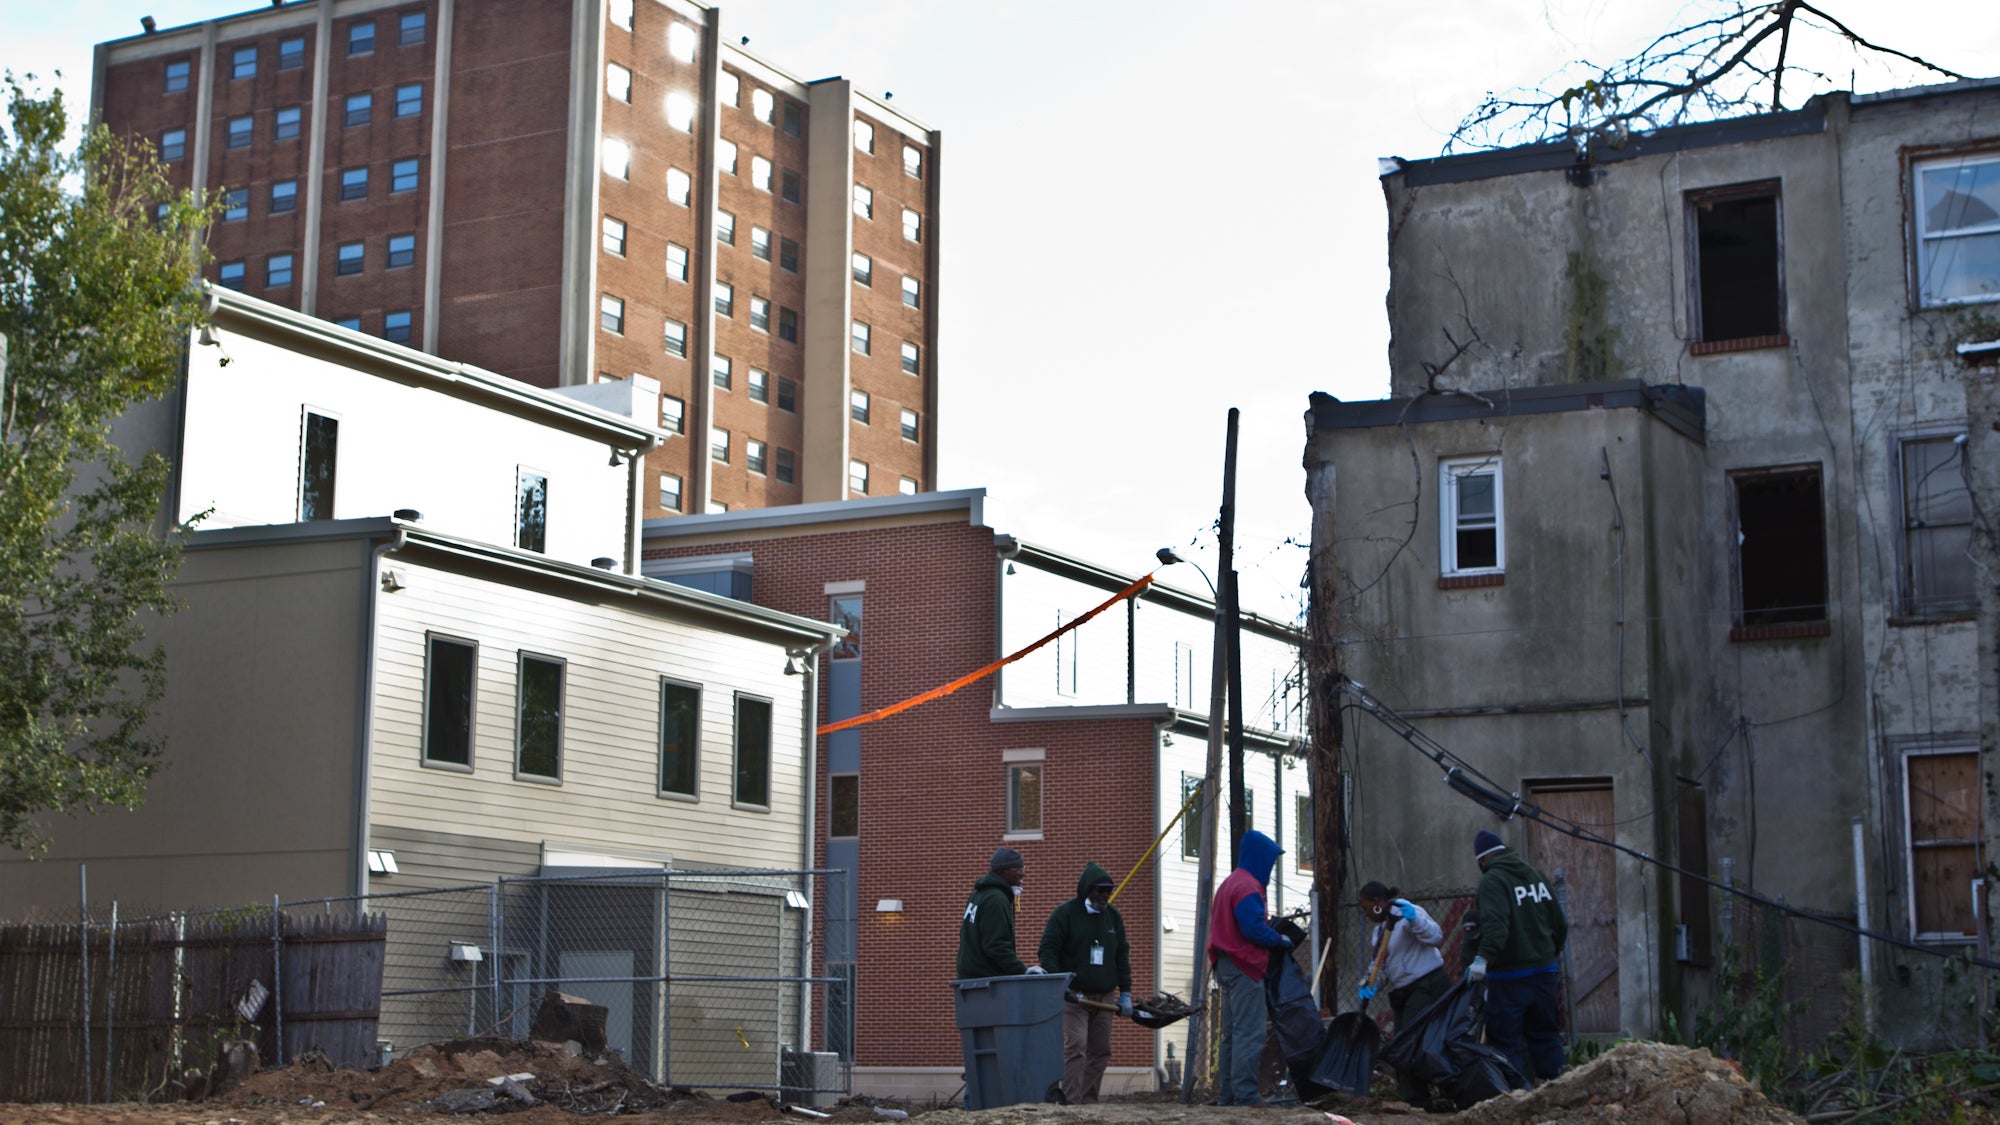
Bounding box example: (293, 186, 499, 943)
(661, 871, 673, 1088)
(272, 894, 285, 1065)
(490, 881, 501, 1037)
(80, 865, 91, 1104)
(104, 901, 117, 1101)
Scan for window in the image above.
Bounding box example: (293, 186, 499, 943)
(232, 46, 256, 80)
(345, 93, 371, 127)
(719, 70, 739, 106)
(1905, 745, 1983, 940)
(154, 202, 170, 226)
(1914, 154, 2000, 307)
(778, 307, 797, 342)
(661, 395, 685, 434)
(715, 209, 734, 243)
(902, 275, 920, 308)
(395, 83, 423, 118)
(392, 158, 419, 192)
(1439, 456, 1502, 577)
(516, 654, 565, 781)
(900, 408, 918, 442)
(901, 340, 920, 375)
(751, 155, 772, 191)
(279, 38, 304, 70)
(606, 62, 631, 103)
(516, 469, 548, 553)
(777, 377, 796, 412)
(711, 427, 730, 463)
(223, 189, 249, 221)
(902, 207, 922, 242)
(1295, 793, 1315, 871)
(658, 680, 700, 795)
(165, 59, 189, 92)
(898, 477, 918, 495)
(747, 368, 768, 403)
(1180, 774, 1204, 858)
(850, 390, 870, 423)
(734, 695, 773, 808)
(752, 88, 774, 124)
(666, 91, 695, 132)
(745, 296, 768, 333)
(746, 438, 766, 474)
(1898, 433, 1974, 616)
(774, 447, 795, 483)
(783, 102, 801, 137)
(602, 138, 630, 179)
(602, 216, 626, 255)
(276, 105, 301, 140)
(853, 184, 872, 219)
(161, 129, 186, 162)
(715, 281, 734, 318)
(1732, 465, 1827, 631)
(218, 261, 245, 290)
(1689, 182, 1782, 345)
(422, 635, 476, 767)
(266, 253, 294, 288)
(668, 21, 698, 63)
(659, 472, 683, 511)
(399, 11, 426, 47)
(712, 353, 732, 389)
(227, 116, 252, 149)
(600, 293, 625, 334)
(336, 166, 367, 201)
(851, 320, 870, 355)
(336, 242, 364, 275)
(1007, 763, 1042, 833)
(608, 0, 632, 30)
(299, 410, 338, 520)
(904, 143, 922, 178)
(708, 500, 729, 514)
(848, 459, 868, 494)
(666, 243, 689, 281)
(664, 319, 687, 357)
(334, 317, 361, 331)
(751, 225, 771, 260)
(271, 180, 298, 213)
(384, 309, 412, 342)
(779, 237, 798, 272)
(853, 118, 873, 153)
(781, 171, 800, 204)
(830, 775, 859, 838)
(348, 20, 375, 55)
(852, 253, 872, 286)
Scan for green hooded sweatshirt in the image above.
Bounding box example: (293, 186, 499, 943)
(957, 871, 1027, 978)
(1474, 847, 1569, 974)
(1036, 862, 1132, 995)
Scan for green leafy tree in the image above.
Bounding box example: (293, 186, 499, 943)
(0, 77, 214, 855)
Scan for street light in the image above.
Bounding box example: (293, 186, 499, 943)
(1155, 547, 1217, 598)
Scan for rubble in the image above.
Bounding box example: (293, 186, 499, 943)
(1450, 1041, 1804, 1124)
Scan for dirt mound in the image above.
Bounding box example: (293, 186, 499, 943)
(1451, 1041, 1804, 1124)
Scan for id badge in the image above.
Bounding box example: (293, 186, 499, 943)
(1089, 941, 1104, 966)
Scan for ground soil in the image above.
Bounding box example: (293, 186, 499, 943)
(0, 1038, 1803, 1125)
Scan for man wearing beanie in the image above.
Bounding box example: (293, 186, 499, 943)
(1467, 828, 1568, 1083)
(1205, 830, 1290, 1107)
(958, 847, 1028, 978)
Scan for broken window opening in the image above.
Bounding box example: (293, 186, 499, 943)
(1690, 184, 1784, 345)
(1733, 466, 1826, 627)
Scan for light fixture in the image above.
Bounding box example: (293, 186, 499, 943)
(1005, 563, 1016, 575)
(1155, 547, 1216, 596)
(448, 943, 483, 963)
(380, 569, 406, 593)
(366, 849, 399, 874)
(875, 899, 904, 913)
(1156, 547, 1182, 566)
(197, 325, 218, 347)
(141, 15, 157, 33)
(784, 890, 810, 910)
(1161, 914, 1178, 932)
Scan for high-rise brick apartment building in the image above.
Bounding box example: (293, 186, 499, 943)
(93, 0, 940, 517)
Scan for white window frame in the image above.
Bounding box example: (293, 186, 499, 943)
(601, 216, 626, 255)
(602, 138, 631, 180)
(853, 184, 872, 219)
(852, 253, 872, 286)
(1439, 455, 1504, 577)
(718, 138, 738, 175)
(752, 155, 772, 192)
(667, 22, 698, 63)
(666, 166, 692, 206)
(665, 91, 695, 132)
(719, 70, 739, 107)
(599, 293, 625, 335)
(661, 395, 685, 434)
(666, 242, 689, 282)
(659, 472, 683, 511)
(902, 207, 921, 242)
(1004, 749, 1045, 838)
(849, 459, 868, 494)
(664, 319, 687, 358)
(752, 87, 775, 124)
(1912, 152, 2000, 308)
(606, 62, 631, 102)
(854, 118, 873, 153)
(1901, 739, 1983, 943)
(903, 144, 922, 178)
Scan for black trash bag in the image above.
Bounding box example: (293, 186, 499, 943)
(1306, 1009, 1381, 1096)
(1378, 980, 1525, 1106)
(1263, 918, 1334, 1098)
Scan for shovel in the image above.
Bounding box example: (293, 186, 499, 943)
(1065, 992, 1202, 1028)
(1310, 915, 1398, 1096)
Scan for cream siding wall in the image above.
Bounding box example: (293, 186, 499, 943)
(367, 559, 810, 874)
(179, 331, 634, 567)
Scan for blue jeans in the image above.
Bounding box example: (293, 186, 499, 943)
(1484, 971, 1564, 1083)
(1214, 956, 1267, 1105)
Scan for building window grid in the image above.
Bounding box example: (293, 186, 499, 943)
(664, 319, 687, 357)
(898, 477, 918, 495)
(774, 447, 795, 483)
(778, 307, 797, 343)
(903, 208, 922, 242)
(266, 253, 294, 288)
(751, 226, 771, 261)
(276, 106, 302, 141)
(748, 368, 768, 403)
(231, 46, 256, 80)
(747, 438, 766, 475)
(602, 216, 627, 256)
(399, 11, 426, 46)
(392, 158, 419, 193)
(716, 209, 735, 243)
(848, 459, 868, 494)
(853, 185, 872, 219)
(659, 473, 683, 512)
(667, 243, 689, 282)
(602, 293, 628, 336)
(603, 138, 631, 179)
(165, 60, 190, 93)
(734, 695, 774, 809)
(902, 275, 920, 308)
(750, 296, 770, 332)
(752, 88, 774, 124)
(854, 119, 873, 153)
(161, 129, 186, 162)
(779, 238, 798, 271)
(851, 321, 870, 355)
(515, 654, 565, 782)
(1007, 763, 1042, 833)
(1914, 153, 2000, 308)
(904, 144, 922, 178)
(781, 171, 800, 204)
(668, 167, 692, 206)
(227, 116, 252, 149)
(349, 21, 375, 55)
(279, 38, 304, 70)
(383, 310, 412, 343)
(901, 340, 920, 375)
(387, 234, 414, 268)
(850, 390, 870, 424)
(752, 155, 772, 192)
(345, 93, 371, 127)
(658, 679, 700, 795)
(661, 396, 685, 434)
(421, 634, 477, 768)
(217, 261, 245, 290)
(607, 62, 631, 103)
(1904, 743, 1984, 941)
(1440, 456, 1503, 576)
(395, 84, 423, 118)
(777, 378, 797, 412)
(340, 167, 367, 201)
(900, 408, 919, 442)
(715, 281, 734, 318)
(852, 253, 872, 286)
(711, 427, 730, 464)
(335, 242, 364, 276)
(271, 180, 298, 212)
(712, 354, 732, 390)
(719, 139, 738, 175)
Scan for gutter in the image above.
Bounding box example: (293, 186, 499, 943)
(352, 528, 407, 898)
(794, 631, 845, 1055)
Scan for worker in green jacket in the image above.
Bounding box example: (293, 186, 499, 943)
(1466, 829, 1568, 1083)
(1038, 862, 1133, 1104)
(957, 847, 1027, 978)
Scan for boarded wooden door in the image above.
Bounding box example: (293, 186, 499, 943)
(1525, 782, 1619, 1033)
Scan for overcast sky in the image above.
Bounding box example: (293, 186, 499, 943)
(8, 1, 1998, 618)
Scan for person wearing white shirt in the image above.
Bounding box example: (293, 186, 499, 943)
(1356, 880, 1449, 1106)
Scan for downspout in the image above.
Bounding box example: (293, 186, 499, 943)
(796, 631, 843, 1050)
(624, 448, 643, 574)
(994, 536, 1022, 708)
(351, 528, 407, 899)
(1151, 715, 1170, 1080)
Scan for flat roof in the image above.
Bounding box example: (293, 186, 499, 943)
(644, 488, 986, 538)
(1309, 379, 1707, 445)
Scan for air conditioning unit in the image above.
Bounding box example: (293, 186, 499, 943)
(780, 1048, 843, 1109)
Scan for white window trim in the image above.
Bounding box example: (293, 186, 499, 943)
(1439, 455, 1504, 576)
(1892, 424, 1975, 618)
(1913, 151, 2000, 309)
(1901, 738, 1982, 944)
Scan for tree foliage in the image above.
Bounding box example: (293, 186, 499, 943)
(0, 78, 214, 855)
(1451, 0, 1970, 155)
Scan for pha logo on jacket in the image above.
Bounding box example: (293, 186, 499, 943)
(964, 902, 979, 923)
(1515, 882, 1554, 906)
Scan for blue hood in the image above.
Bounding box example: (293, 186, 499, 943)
(1237, 830, 1282, 887)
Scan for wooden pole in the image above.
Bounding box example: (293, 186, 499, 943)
(1221, 409, 1244, 866)
(1304, 426, 1346, 1009)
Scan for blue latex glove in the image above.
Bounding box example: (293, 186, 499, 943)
(1357, 982, 1376, 1002)
(1465, 955, 1488, 983)
(1118, 992, 1134, 1017)
(1393, 899, 1419, 922)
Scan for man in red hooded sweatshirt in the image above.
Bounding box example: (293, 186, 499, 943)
(1205, 830, 1290, 1107)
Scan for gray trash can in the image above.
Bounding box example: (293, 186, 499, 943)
(950, 972, 1072, 1109)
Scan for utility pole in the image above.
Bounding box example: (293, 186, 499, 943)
(1221, 410, 1245, 867)
(1303, 404, 1346, 1006)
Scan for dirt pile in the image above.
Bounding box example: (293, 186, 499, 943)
(1451, 1041, 1804, 1125)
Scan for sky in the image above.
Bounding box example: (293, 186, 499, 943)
(7, 0, 1999, 620)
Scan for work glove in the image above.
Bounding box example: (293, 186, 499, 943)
(1357, 982, 1376, 1002)
(1118, 992, 1135, 1017)
(1465, 956, 1488, 983)
(1026, 965, 1047, 975)
(1392, 898, 1419, 922)
(1279, 935, 1295, 951)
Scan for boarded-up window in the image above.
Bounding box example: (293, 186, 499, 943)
(830, 774, 858, 839)
(1906, 748, 1982, 940)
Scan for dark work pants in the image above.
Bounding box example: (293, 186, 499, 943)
(1484, 971, 1564, 1083)
(1388, 967, 1452, 1103)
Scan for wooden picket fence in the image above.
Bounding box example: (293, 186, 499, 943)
(0, 909, 385, 1103)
